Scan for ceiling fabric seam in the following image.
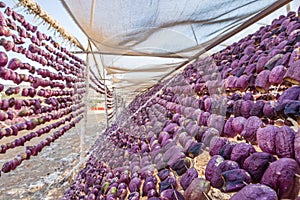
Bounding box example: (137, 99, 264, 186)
(90, 0, 96, 27)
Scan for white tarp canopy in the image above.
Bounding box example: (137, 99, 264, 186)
(59, 0, 290, 96)
(62, 0, 281, 56)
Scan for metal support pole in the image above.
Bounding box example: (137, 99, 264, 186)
(70, 50, 188, 59)
(87, 40, 109, 127)
(114, 88, 118, 119)
(103, 67, 109, 128)
(80, 53, 90, 160)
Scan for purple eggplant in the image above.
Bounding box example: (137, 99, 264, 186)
(219, 142, 237, 160)
(222, 117, 237, 138)
(250, 100, 265, 117)
(243, 152, 276, 182)
(205, 155, 224, 181)
(240, 116, 263, 144)
(295, 129, 300, 165)
(269, 65, 286, 85)
(180, 167, 198, 190)
(209, 136, 228, 156)
(230, 184, 278, 200)
(256, 125, 278, 155)
(210, 160, 240, 189)
(128, 177, 142, 192)
(231, 116, 247, 135)
(275, 125, 295, 158)
(0, 51, 8, 67)
(159, 176, 178, 192)
(255, 70, 271, 93)
(184, 178, 210, 200)
(261, 158, 300, 199)
(160, 189, 184, 200)
(284, 60, 300, 84)
(221, 169, 251, 192)
(230, 142, 256, 167)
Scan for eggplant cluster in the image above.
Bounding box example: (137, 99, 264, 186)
(0, 2, 91, 175)
(2, 115, 83, 173)
(9, 4, 290, 200)
(257, 125, 297, 159)
(204, 137, 300, 199)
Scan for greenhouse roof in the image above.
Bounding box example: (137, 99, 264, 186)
(19, 0, 298, 98)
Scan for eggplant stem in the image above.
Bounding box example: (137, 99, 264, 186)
(243, 181, 249, 185)
(193, 158, 197, 168)
(203, 192, 212, 200)
(287, 117, 299, 130)
(173, 189, 180, 200)
(184, 164, 189, 170)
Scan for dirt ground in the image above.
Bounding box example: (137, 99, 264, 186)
(0, 112, 107, 200)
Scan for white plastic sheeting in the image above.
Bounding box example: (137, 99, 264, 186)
(61, 0, 286, 95)
(62, 0, 280, 55)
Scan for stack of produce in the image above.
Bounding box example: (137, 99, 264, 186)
(62, 7, 300, 200)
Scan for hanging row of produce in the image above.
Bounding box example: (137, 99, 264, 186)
(0, 1, 112, 174)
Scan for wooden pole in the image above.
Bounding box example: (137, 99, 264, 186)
(71, 50, 188, 59)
